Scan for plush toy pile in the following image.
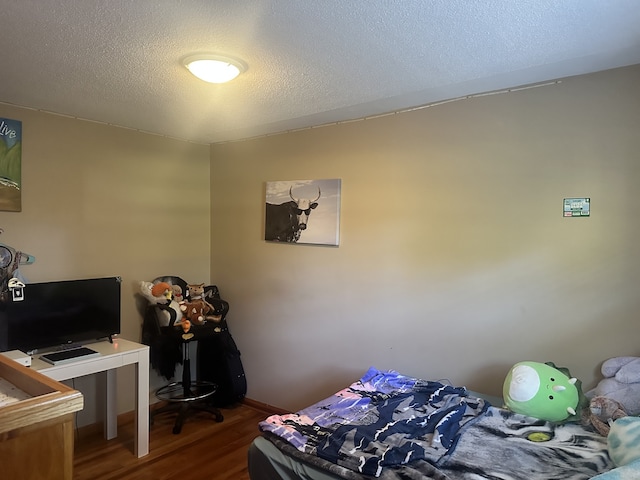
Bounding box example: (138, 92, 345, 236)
(139, 276, 231, 379)
(588, 357, 640, 417)
(140, 279, 227, 336)
(502, 357, 640, 478)
(578, 356, 640, 438)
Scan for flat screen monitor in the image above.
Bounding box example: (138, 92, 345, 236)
(0, 276, 121, 354)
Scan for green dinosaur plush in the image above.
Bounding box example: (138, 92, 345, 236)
(503, 361, 580, 422)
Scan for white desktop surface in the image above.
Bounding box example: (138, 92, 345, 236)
(31, 337, 150, 457)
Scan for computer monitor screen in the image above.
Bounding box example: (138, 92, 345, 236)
(0, 276, 121, 353)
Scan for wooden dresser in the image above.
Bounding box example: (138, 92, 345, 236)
(0, 353, 83, 480)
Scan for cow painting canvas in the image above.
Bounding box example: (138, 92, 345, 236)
(265, 179, 341, 246)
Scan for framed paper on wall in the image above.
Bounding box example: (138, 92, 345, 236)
(265, 179, 341, 246)
(0, 118, 22, 212)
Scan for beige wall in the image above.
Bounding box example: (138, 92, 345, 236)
(0, 104, 211, 424)
(211, 65, 640, 412)
(1, 64, 638, 423)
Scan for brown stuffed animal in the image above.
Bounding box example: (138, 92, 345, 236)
(180, 283, 215, 325)
(582, 396, 627, 436)
(186, 283, 206, 300)
(180, 299, 212, 326)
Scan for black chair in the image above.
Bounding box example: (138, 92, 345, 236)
(142, 276, 224, 434)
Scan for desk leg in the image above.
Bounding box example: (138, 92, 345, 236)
(135, 351, 150, 457)
(105, 369, 118, 440)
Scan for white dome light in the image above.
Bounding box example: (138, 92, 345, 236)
(183, 54, 247, 84)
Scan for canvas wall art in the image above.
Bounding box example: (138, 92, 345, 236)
(0, 118, 22, 212)
(265, 179, 341, 246)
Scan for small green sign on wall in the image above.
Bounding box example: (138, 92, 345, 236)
(563, 198, 590, 217)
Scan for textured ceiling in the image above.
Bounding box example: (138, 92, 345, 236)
(1, 1, 639, 144)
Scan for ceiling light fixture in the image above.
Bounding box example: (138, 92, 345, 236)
(183, 54, 247, 84)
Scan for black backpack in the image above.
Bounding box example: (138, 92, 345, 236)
(196, 285, 247, 407)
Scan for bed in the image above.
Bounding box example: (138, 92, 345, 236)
(248, 367, 616, 479)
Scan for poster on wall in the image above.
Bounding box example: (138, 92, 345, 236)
(0, 118, 22, 212)
(563, 198, 590, 217)
(265, 179, 341, 246)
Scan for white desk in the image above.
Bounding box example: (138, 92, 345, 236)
(30, 338, 150, 457)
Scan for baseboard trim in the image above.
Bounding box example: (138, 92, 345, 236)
(241, 397, 290, 415)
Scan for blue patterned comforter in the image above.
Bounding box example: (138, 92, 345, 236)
(259, 367, 613, 479)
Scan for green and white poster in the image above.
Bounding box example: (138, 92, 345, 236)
(563, 198, 590, 217)
(0, 118, 22, 212)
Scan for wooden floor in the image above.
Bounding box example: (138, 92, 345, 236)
(73, 402, 275, 480)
